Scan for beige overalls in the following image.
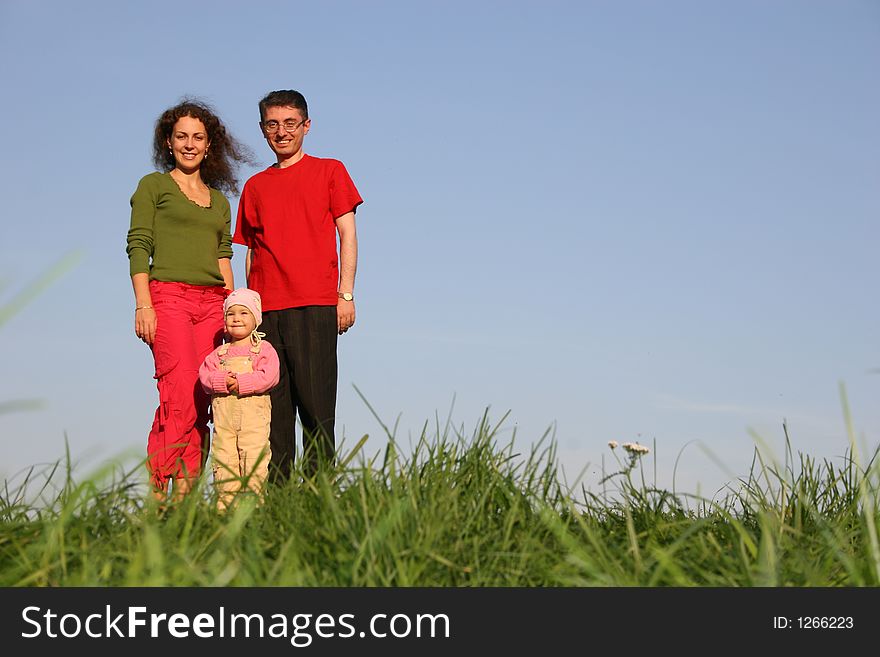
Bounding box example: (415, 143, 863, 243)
(211, 342, 272, 510)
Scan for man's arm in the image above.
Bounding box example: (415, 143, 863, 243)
(336, 211, 358, 334)
(245, 248, 252, 285)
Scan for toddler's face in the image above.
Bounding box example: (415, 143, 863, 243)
(225, 305, 256, 342)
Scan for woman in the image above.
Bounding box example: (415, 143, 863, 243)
(127, 99, 252, 502)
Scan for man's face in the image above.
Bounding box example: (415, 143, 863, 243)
(261, 105, 310, 160)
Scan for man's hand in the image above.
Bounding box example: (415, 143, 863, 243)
(338, 299, 355, 335)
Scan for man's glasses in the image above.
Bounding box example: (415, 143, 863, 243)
(262, 119, 306, 134)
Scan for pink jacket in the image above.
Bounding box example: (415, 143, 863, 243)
(198, 341, 280, 397)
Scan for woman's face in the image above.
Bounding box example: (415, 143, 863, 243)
(167, 115, 210, 172)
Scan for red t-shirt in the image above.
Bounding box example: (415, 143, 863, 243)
(233, 154, 363, 311)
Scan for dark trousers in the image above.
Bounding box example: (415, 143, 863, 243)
(260, 305, 338, 481)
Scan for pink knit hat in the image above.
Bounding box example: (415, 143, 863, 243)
(224, 287, 263, 327)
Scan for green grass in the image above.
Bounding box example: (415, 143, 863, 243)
(2, 410, 878, 587)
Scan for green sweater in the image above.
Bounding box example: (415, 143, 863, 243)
(127, 172, 233, 285)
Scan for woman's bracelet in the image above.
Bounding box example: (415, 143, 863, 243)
(135, 305, 153, 311)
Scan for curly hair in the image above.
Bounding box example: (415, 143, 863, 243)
(152, 99, 254, 196)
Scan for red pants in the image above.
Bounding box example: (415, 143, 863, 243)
(147, 280, 226, 488)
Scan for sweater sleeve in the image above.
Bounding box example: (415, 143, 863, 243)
(236, 342, 280, 396)
(217, 193, 233, 260)
(127, 174, 159, 276)
(198, 348, 229, 394)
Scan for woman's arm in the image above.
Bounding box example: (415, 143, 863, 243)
(218, 257, 234, 290)
(128, 176, 158, 344)
(131, 272, 157, 345)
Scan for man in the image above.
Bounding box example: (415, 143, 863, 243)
(233, 89, 363, 481)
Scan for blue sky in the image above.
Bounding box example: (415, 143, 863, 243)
(1, 0, 878, 496)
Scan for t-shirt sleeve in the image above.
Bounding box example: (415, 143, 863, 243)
(127, 174, 158, 276)
(218, 194, 233, 260)
(232, 181, 253, 247)
(329, 161, 363, 219)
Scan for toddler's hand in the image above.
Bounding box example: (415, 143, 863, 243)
(226, 374, 239, 395)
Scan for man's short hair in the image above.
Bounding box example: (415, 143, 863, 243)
(259, 90, 309, 122)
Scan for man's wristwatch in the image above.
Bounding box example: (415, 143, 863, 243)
(338, 292, 354, 302)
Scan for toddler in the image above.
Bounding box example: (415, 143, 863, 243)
(199, 288, 279, 510)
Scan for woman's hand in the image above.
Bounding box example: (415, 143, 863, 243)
(135, 307, 157, 345)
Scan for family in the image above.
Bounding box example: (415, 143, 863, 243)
(126, 90, 363, 509)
